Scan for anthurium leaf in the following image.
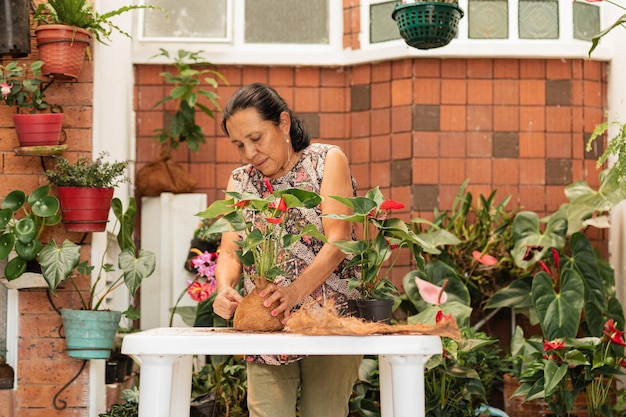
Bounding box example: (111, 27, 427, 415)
(30, 195, 59, 218)
(485, 276, 533, 309)
(119, 248, 156, 296)
(0, 208, 12, 229)
(38, 239, 81, 293)
(277, 188, 323, 208)
(0, 233, 15, 260)
(4, 256, 26, 281)
(1, 190, 25, 211)
(532, 269, 583, 340)
(15, 239, 42, 261)
(206, 211, 247, 234)
(332, 240, 368, 255)
(112, 197, 136, 252)
(13, 216, 37, 244)
(566, 232, 606, 336)
(196, 198, 237, 218)
(329, 195, 376, 216)
(365, 186, 385, 206)
(543, 360, 568, 397)
(512, 211, 568, 269)
(243, 228, 264, 251)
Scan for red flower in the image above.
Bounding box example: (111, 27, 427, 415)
(187, 280, 216, 302)
(263, 178, 274, 193)
(472, 250, 497, 266)
(264, 216, 283, 224)
(538, 260, 551, 275)
(551, 248, 560, 269)
(269, 197, 287, 211)
(604, 319, 626, 346)
(232, 200, 248, 208)
(543, 339, 565, 351)
(380, 200, 404, 210)
(435, 310, 453, 323)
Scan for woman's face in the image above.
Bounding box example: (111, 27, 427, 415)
(226, 108, 292, 179)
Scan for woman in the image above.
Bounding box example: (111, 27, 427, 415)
(212, 83, 361, 417)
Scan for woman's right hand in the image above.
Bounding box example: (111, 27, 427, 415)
(213, 286, 244, 319)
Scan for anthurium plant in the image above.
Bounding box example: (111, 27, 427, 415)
(196, 179, 323, 282)
(324, 186, 435, 300)
(0, 185, 61, 280)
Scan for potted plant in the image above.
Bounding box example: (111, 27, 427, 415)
(505, 238, 626, 417)
(323, 186, 434, 322)
(0, 185, 62, 285)
(0, 60, 64, 148)
(136, 49, 228, 196)
(39, 197, 156, 359)
(196, 180, 323, 331)
(44, 152, 130, 232)
(32, 0, 164, 80)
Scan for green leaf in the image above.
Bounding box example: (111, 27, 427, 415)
(4, 256, 26, 281)
(31, 195, 60, 218)
(38, 239, 82, 294)
(0, 208, 13, 229)
(13, 217, 37, 244)
(543, 360, 568, 397)
(532, 270, 583, 340)
(0, 233, 15, 260)
(511, 211, 568, 269)
(15, 239, 42, 261)
(119, 248, 156, 296)
(2, 190, 25, 211)
(485, 277, 533, 309)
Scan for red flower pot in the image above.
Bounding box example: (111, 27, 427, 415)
(12, 113, 64, 147)
(57, 187, 114, 233)
(34, 25, 91, 80)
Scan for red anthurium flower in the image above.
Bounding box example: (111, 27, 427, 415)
(380, 200, 405, 210)
(472, 250, 497, 266)
(620, 359, 626, 368)
(604, 319, 626, 346)
(538, 260, 551, 275)
(264, 216, 283, 225)
(415, 276, 448, 305)
(187, 280, 217, 302)
(435, 310, 453, 323)
(269, 197, 287, 211)
(543, 338, 565, 351)
(263, 178, 274, 194)
(550, 248, 560, 269)
(232, 200, 248, 208)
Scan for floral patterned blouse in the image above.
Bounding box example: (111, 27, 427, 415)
(231, 143, 360, 365)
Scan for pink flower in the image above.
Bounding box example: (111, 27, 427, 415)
(0, 82, 11, 99)
(415, 276, 448, 305)
(472, 250, 497, 266)
(187, 280, 216, 302)
(191, 251, 218, 279)
(380, 200, 404, 210)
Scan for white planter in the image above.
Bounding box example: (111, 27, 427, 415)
(0, 273, 49, 290)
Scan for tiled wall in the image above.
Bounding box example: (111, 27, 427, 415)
(134, 57, 609, 285)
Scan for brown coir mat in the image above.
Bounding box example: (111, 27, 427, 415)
(285, 306, 461, 340)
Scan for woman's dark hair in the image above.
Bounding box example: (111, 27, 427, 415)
(221, 83, 310, 151)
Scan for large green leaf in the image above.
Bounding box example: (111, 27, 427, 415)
(543, 360, 568, 397)
(38, 239, 82, 293)
(15, 239, 41, 261)
(0, 208, 12, 230)
(0, 233, 15, 260)
(4, 256, 26, 281)
(512, 211, 568, 269)
(119, 248, 156, 296)
(1, 190, 25, 211)
(484, 276, 533, 310)
(13, 216, 37, 244)
(30, 195, 59, 218)
(532, 270, 583, 340)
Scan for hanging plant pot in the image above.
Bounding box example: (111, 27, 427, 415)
(34, 24, 91, 80)
(392, 1, 464, 50)
(62, 309, 121, 360)
(57, 187, 114, 233)
(12, 113, 64, 147)
(356, 299, 394, 323)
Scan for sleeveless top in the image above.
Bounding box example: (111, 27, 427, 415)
(231, 143, 360, 365)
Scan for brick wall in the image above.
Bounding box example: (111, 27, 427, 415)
(134, 57, 608, 287)
(0, 20, 94, 417)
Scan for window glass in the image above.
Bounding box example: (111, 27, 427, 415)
(142, 0, 228, 39)
(468, 0, 508, 39)
(519, 0, 559, 39)
(244, 0, 329, 44)
(371, 1, 400, 44)
(573, 1, 600, 41)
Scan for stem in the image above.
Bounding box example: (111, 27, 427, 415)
(169, 276, 199, 327)
(604, 0, 626, 12)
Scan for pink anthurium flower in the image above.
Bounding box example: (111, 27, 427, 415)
(415, 276, 448, 305)
(472, 250, 497, 266)
(0, 82, 11, 99)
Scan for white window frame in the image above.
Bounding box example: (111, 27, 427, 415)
(133, 0, 345, 65)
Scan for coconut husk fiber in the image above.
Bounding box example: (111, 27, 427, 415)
(285, 304, 461, 340)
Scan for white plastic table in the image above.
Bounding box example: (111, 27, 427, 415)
(121, 327, 442, 417)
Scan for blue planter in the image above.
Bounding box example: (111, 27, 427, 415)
(61, 309, 121, 360)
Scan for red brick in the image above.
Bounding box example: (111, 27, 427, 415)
(520, 106, 546, 132)
(320, 67, 346, 86)
(519, 185, 547, 212)
(519, 132, 546, 158)
(391, 133, 412, 159)
(467, 80, 493, 105)
(439, 132, 466, 158)
(371, 82, 391, 109)
(519, 80, 545, 105)
(352, 64, 371, 85)
(494, 106, 519, 131)
(439, 159, 466, 184)
(546, 133, 573, 158)
(371, 134, 391, 162)
(295, 67, 320, 87)
(16, 382, 89, 408)
(370, 162, 391, 187)
(494, 80, 520, 105)
(413, 158, 439, 184)
(413, 59, 441, 78)
(520, 159, 546, 184)
(467, 59, 493, 79)
(467, 106, 493, 132)
(466, 158, 492, 184)
(583, 60, 602, 81)
(493, 159, 519, 185)
(293, 87, 320, 112)
(545, 185, 568, 211)
(494, 59, 520, 79)
(413, 79, 440, 104)
(583, 80, 602, 108)
(269, 67, 295, 86)
(319, 113, 347, 138)
(351, 112, 370, 138)
(242, 66, 270, 85)
(392, 59, 413, 79)
(441, 79, 467, 105)
(392, 79, 413, 106)
(546, 107, 573, 132)
(546, 59, 573, 80)
(320, 87, 347, 112)
(440, 106, 466, 131)
(371, 108, 391, 136)
(391, 105, 413, 133)
(351, 138, 371, 163)
(413, 132, 439, 157)
(440, 59, 467, 79)
(371, 62, 392, 83)
(467, 132, 492, 157)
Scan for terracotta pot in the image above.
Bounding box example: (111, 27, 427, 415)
(57, 187, 114, 233)
(12, 113, 63, 147)
(34, 24, 91, 80)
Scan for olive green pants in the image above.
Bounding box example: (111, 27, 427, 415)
(246, 355, 362, 417)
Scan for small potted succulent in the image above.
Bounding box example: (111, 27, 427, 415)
(0, 60, 64, 147)
(44, 152, 130, 232)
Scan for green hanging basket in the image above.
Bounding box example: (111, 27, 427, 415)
(392, 1, 464, 50)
